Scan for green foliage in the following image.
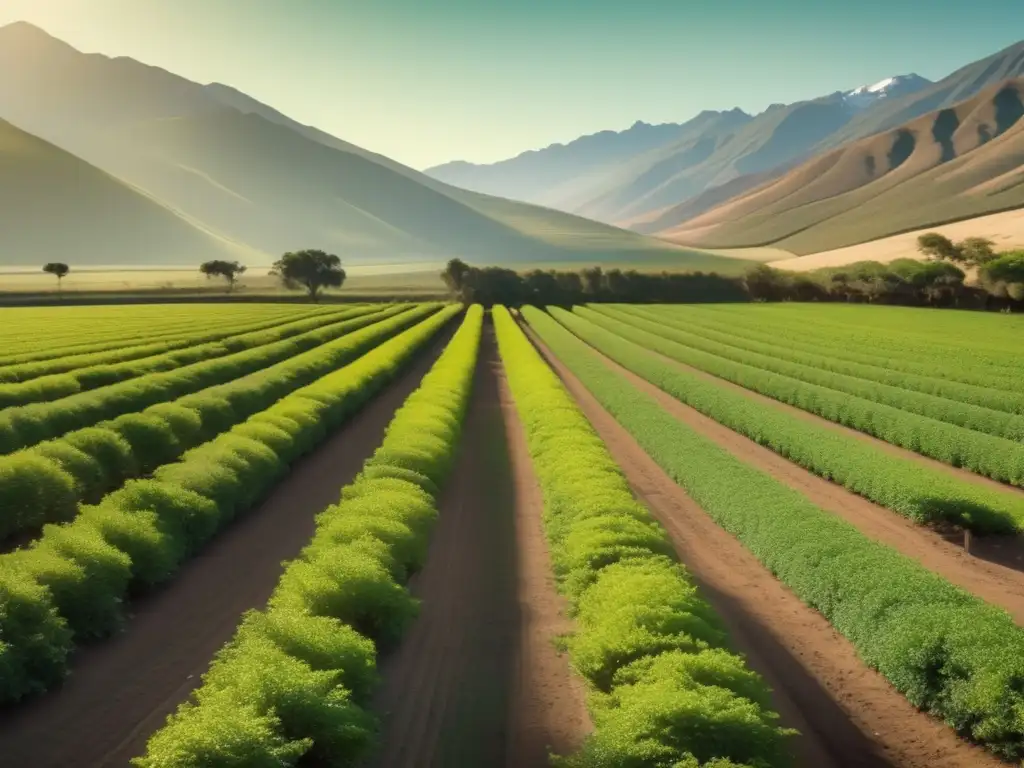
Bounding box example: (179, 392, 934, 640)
(577, 305, 1024, 487)
(270, 250, 347, 299)
(0, 305, 460, 704)
(134, 305, 482, 765)
(0, 305, 433, 542)
(0, 453, 78, 540)
(199, 260, 247, 292)
(546, 307, 1024, 533)
(494, 306, 793, 767)
(526, 305, 1024, 760)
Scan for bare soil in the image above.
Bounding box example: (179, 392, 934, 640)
(0, 329, 453, 768)
(524, 323, 1002, 768)
(366, 322, 590, 768)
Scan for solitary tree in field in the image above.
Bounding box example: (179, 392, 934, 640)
(270, 250, 346, 300)
(42, 262, 70, 296)
(199, 260, 247, 293)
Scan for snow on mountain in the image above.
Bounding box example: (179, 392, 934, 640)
(844, 74, 932, 108)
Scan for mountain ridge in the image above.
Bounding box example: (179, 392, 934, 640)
(0, 21, 737, 271)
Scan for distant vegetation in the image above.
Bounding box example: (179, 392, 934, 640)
(743, 234, 1024, 310)
(41, 262, 69, 293)
(440, 258, 747, 306)
(199, 260, 247, 293)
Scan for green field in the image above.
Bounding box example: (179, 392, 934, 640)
(2, 300, 1024, 767)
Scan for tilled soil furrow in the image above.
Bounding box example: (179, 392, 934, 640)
(524, 321, 1000, 768)
(367, 324, 589, 768)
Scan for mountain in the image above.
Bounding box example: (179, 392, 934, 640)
(426, 41, 1024, 234)
(0, 118, 253, 266)
(426, 73, 939, 226)
(658, 78, 1024, 255)
(0, 22, 736, 271)
(842, 74, 934, 109)
(425, 111, 750, 208)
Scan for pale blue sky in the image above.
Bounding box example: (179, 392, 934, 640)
(2, 0, 1022, 168)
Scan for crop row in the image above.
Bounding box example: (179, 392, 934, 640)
(0, 304, 462, 704)
(525, 305, 1024, 761)
(0, 305, 338, 385)
(694, 305, 1024, 390)
(593, 305, 1024, 443)
(634, 305, 1024, 414)
(133, 305, 483, 767)
(576, 306, 1024, 487)
(0, 304, 438, 542)
(0, 305, 315, 365)
(0, 305, 379, 406)
(547, 307, 1024, 533)
(0, 304, 412, 456)
(498, 307, 793, 767)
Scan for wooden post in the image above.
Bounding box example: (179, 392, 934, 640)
(964, 529, 972, 555)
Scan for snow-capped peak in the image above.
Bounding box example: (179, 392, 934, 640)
(844, 74, 931, 108)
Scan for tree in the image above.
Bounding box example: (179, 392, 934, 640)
(270, 250, 346, 300)
(199, 260, 247, 293)
(958, 237, 998, 266)
(979, 252, 1024, 301)
(917, 232, 961, 262)
(42, 262, 70, 295)
(440, 258, 471, 299)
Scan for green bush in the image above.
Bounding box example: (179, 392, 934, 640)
(495, 306, 793, 767)
(0, 566, 72, 701)
(0, 453, 78, 540)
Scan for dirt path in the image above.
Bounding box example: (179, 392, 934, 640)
(366, 322, 590, 768)
(0, 329, 454, 768)
(553, 330, 1024, 625)
(524, 323, 1001, 768)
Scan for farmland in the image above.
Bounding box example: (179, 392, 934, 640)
(1, 300, 1024, 768)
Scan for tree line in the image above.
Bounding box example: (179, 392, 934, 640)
(439, 259, 748, 306)
(743, 233, 1024, 310)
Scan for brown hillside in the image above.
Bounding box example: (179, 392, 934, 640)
(660, 78, 1024, 255)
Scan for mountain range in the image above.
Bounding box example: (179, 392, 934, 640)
(0, 21, 726, 270)
(428, 40, 1024, 254)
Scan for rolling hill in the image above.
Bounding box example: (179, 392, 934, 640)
(658, 78, 1024, 255)
(0, 21, 736, 271)
(0, 118, 254, 267)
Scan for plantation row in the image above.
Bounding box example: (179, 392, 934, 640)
(695, 304, 1024, 391)
(549, 308, 1024, 533)
(645, 305, 1024, 407)
(0, 304, 460, 703)
(134, 305, 484, 766)
(0, 305, 436, 542)
(0, 304, 320, 366)
(576, 306, 1024, 487)
(0, 305, 405, 456)
(0, 304, 340, 386)
(528, 305, 1024, 760)
(0, 304, 380, 407)
(610, 305, 1024, 439)
(496, 307, 792, 767)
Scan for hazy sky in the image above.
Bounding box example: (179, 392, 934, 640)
(2, 0, 1023, 169)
